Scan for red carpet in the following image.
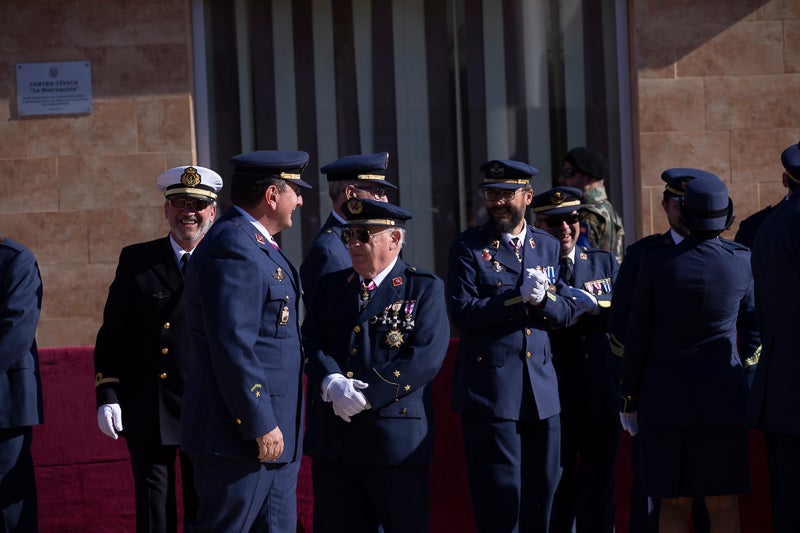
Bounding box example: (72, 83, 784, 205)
(32, 344, 771, 532)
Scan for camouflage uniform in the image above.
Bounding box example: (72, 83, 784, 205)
(578, 185, 625, 264)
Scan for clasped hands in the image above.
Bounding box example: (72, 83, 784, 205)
(322, 373, 370, 422)
(520, 269, 600, 315)
(520, 268, 549, 305)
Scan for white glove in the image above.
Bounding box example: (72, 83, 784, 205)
(97, 403, 123, 439)
(619, 411, 638, 436)
(521, 268, 548, 305)
(322, 374, 369, 419)
(569, 287, 599, 315)
(332, 401, 353, 423)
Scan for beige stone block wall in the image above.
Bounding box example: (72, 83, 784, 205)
(0, 0, 193, 347)
(631, 0, 800, 239)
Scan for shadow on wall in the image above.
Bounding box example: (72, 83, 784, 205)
(633, 1, 776, 72)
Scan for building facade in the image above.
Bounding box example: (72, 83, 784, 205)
(1, 0, 798, 347)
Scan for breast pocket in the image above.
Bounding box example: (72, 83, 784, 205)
(476, 270, 516, 297)
(262, 283, 295, 339)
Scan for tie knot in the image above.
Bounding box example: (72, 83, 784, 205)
(361, 279, 376, 291)
(509, 237, 521, 250)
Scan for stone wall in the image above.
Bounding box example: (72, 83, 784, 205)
(631, 0, 800, 238)
(0, 0, 193, 347)
(2, 0, 799, 347)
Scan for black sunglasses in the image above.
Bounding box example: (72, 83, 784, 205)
(560, 167, 580, 178)
(340, 228, 388, 244)
(168, 197, 213, 211)
(543, 213, 580, 227)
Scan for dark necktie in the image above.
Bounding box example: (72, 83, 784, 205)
(180, 253, 190, 275)
(509, 237, 522, 263)
(559, 256, 574, 286)
(360, 279, 376, 309)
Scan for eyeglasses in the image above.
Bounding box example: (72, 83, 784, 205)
(560, 167, 579, 178)
(340, 227, 389, 244)
(482, 188, 523, 202)
(354, 185, 387, 199)
(167, 197, 213, 211)
(542, 213, 581, 228)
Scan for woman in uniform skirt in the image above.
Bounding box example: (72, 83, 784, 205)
(619, 172, 760, 532)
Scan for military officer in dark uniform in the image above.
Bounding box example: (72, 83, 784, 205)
(447, 160, 578, 532)
(300, 152, 394, 313)
(609, 167, 716, 533)
(620, 173, 759, 532)
(0, 237, 43, 532)
(180, 151, 310, 533)
(94, 165, 221, 532)
(531, 187, 620, 533)
(748, 141, 800, 532)
(734, 164, 792, 248)
(303, 198, 449, 533)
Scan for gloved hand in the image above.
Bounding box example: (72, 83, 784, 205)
(521, 268, 548, 305)
(569, 287, 599, 315)
(332, 401, 353, 423)
(97, 403, 123, 439)
(619, 411, 638, 436)
(322, 374, 369, 419)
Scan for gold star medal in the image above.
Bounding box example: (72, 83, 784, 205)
(386, 328, 404, 348)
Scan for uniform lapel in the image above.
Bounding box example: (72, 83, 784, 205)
(485, 227, 521, 275)
(229, 209, 301, 295)
(572, 250, 588, 287)
(357, 261, 406, 323)
(153, 236, 183, 291)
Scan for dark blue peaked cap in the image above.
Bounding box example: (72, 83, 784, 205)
(340, 198, 412, 227)
(781, 141, 800, 184)
(681, 173, 733, 232)
(661, 167, 718, 199)
(320, 152, 397, 189)
(231, 150, 312, 188)
(531, 186, 583, 215)
(478, 159, 538, 190)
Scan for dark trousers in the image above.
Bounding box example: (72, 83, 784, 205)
(126, 438, 198, 533)
(311, 458, 429, 533)
(462, 414, 561, 533)
(550, 419, 620, 532)
(0, 426, 37, 533)
(765, 431, 800, 533)
(187, 452, 300, 533)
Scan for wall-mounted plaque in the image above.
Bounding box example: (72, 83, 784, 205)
(17, 61, 93, 116)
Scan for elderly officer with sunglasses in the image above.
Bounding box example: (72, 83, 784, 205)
(303, 198, 449, 533)
(94, 165, 221, 532)
(532, 186, 620, 533)
(300, 152, 395, 313)
(447, 160, 579, 532)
